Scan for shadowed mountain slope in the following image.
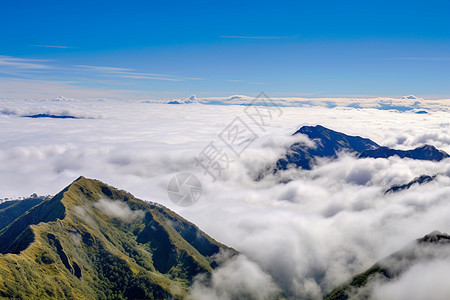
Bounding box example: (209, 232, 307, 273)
(385, 174, 437, 194)
(277, 125, 379, 170)
(359, 145, 449, 161)
(0, 197, 47, 231)
(277, 125, 448, 171)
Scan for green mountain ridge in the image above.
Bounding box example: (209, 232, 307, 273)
(0, 196, 47, 231)
(0, 176, 236, 299)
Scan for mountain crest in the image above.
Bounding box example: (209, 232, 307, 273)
(0, 176, 236, 299)
(418, 230, 450, 244)
(277, 125, 449, 171)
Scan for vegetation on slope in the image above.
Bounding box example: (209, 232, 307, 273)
(0, 176, 235, 299)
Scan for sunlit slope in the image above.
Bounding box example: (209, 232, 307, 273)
(0, 176, 235, 299)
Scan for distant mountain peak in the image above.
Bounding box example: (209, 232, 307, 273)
(418, 230, 450, 244)
(385, 174, 436, 194)
(401, 95, 421, 100)
(167, 94, 199, 105)
(294, 125, 380, 152)
(276, 125, 380, 171)
(359, 144, 449, 161)
(276, 125, 449, 173)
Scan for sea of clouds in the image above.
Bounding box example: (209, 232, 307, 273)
(0, 97, 449, 299)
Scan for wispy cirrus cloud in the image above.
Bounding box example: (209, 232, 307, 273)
(75, 64, 180, 81)
(219, 35, 283, 39)
(120, 75, 179, 81)
(0, 55, 52, 70)
(185, 77, 205, 80)
(0, 78, 145, 99)
(31, 45, 74, 49)
(75, 65, 135, 73)
(390, 57, 450, 61)
(227, 79, 263, 85)
(0, 57, 203, 98)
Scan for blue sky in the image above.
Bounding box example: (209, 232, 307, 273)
(1, 0, 450, 99)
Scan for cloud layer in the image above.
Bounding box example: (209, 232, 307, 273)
(189, 253, 279, 300)
(372, 259, 450, 300)
(0, 99, 449, 298)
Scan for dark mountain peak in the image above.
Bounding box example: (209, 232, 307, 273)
(418, 230, 450, 244)
(419, 144, 434, 150)
(294, 125, 380, 154)
(412, 144, 450, 159)
(385, 174, 436, 194)
(276, 125, 380, 170)
(23, 114, 79, 119)
(276, 125, 448, 172)
(359, 144, 449, 161)
(415, 144, 445, 152)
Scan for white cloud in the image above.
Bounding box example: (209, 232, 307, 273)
(93, 198, 145, 222)
(185, 77, 204, 80)
(0, 55, 51, 70)
(120, 75, 180, 81)
(75, 64, 179, 81)
(371, 260, 450, 300)
(0, 100, 449, 298)
(196, 95, 450, 112)
(31, 45, 73, 49)
(75, 65, 135, 73)
(189, 253, 280, 300)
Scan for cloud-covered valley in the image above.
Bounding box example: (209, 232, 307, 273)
(0, 98, 449, 299)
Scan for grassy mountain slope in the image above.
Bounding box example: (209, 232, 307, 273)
(0, 176, 235, 299)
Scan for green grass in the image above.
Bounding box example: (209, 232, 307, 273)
(0, 176, 237, 299)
